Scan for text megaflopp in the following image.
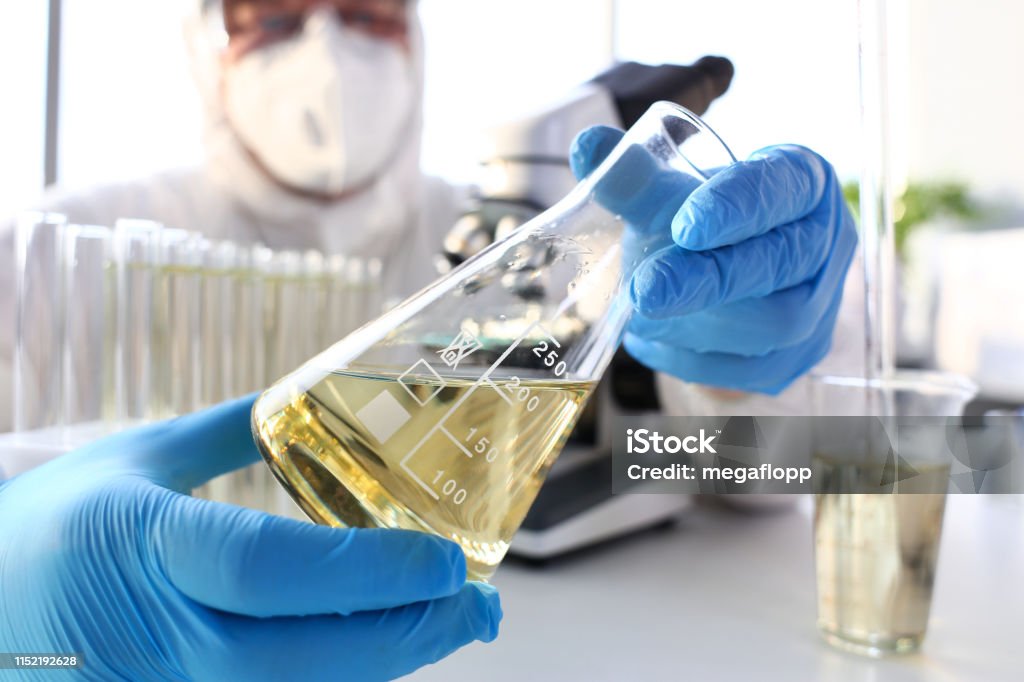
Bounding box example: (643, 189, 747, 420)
(624, 428, 812, 485)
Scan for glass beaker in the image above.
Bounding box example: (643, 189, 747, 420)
(252, 102, 736, 580)
(811, 371, 976, 656)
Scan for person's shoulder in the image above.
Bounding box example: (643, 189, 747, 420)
(9, 167, 210, 230)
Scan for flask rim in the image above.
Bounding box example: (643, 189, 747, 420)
(645, 100, 738, 175)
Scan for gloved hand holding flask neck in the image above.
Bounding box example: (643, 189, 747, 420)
(570, 126, 858, 395)
(251, 102, 746, 581)
(0, 396, 500, 682)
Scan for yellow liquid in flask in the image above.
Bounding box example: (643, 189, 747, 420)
(253, 369, 594, 580)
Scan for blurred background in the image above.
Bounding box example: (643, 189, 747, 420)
(1, 0, 1022, 407)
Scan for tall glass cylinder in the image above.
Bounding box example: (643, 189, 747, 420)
(62, 225, 115, 425)
(858, 0, 898, 403)
(13, 212, 67, 431)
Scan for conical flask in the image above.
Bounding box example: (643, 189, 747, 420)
(252, 102, 736, 580)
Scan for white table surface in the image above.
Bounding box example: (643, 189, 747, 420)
(410, 495, 1023, 681)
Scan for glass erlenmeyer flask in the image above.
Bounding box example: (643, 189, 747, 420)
(252, 102, 736, 580)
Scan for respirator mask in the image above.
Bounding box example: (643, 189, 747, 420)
(222, 7, 416, 195)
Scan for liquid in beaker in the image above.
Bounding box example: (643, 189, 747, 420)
(811, 372, 976, 655)
(814, 474, 949, 654)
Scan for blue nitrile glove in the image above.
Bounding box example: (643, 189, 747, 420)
(570, 125, 857, 394)
(0, 396, 501, 682)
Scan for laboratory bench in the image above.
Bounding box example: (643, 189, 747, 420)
(411, 495, 1023, 681)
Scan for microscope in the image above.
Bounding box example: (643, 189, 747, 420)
(437, 57, 735, 561)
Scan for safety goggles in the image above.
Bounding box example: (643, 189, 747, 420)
(202, 0, 413, 57)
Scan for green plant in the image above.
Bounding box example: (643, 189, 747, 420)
(842, 180, 981, 257)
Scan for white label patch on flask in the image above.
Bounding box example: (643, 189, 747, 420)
(356, 390, 411, 444)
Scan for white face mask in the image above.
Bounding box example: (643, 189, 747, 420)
(222, 9, 415, 195)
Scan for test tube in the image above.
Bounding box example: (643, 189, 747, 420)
(324, 254, 348, 347)
(61, 225, 115, 426)
(199, 240, 235, 408)
(198, 239, 220, 408)
(169, 232, 203, 416)
(13, 212, 67, 431)
(201, 244, 268, 510)
(194, 240, 244, 504)
(148, 228, 193, 420)
(263, 250, 304, 383)
(301, 250, 328, 359)
(366, 256, 385, 319)
(345, 256, 368, 336)
(193, 239, 229, 504)
(113, 219, 161, 424)
(258, 248, 279, 386)
(256, 249, 311, 516)
(235, 245, 269, 395)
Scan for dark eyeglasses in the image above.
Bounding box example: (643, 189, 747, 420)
(224, 0, 411, 57)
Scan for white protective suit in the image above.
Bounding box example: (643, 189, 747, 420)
(0, 6, 462, 433)
(0, 4, 864, 442)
